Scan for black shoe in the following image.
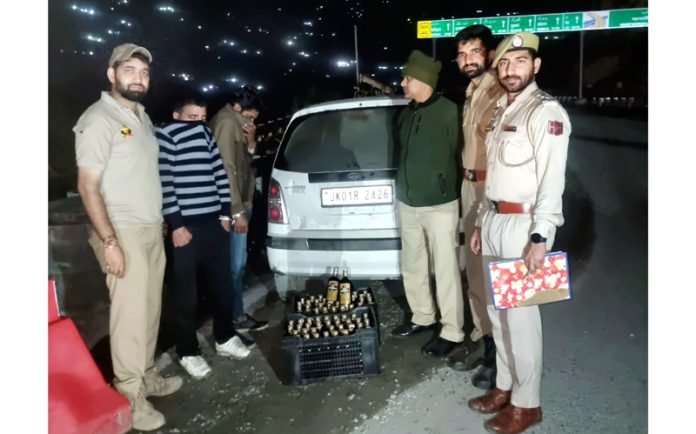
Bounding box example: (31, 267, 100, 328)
(233, 314, 269, 332)
(235, 331, 256, 349)
(472, 364, 496, 390)
(391, 322, 435, 338)
(482, 335, 496, 361)
(421, 336, 459, 357)
(447, 338, 485, 371)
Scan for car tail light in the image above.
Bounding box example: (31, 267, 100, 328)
(268, 177, 286, 224)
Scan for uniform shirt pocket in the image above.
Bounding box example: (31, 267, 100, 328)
(499, 134, 534, 167)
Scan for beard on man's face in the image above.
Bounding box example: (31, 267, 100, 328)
(460, 63, 485, 79)
(500, 72, 534, 93)
(115, 81, 148, 102)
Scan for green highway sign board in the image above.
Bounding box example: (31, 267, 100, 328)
(482, 17, 509, 34)
(417, 7, 647, 38)
(562, 13, 583, 31)
(509, 15, 536, 32)
(454, 18, 480, 32)
(536, 14, 564, 32)
(609, 8, 649, 28)
(429, 19, 454, 38)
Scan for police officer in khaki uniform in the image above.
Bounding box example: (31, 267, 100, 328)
(75, 43, 182, 431)
(447, 25, 505, 390)
(467, 32, 571, 434)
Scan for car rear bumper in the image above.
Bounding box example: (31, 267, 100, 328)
(267, 246, 402, 279)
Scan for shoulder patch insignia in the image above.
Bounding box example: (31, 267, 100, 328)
(536, 92, 555, 101)
(548, 121, 563, 136)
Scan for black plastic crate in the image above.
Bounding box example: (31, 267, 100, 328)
(282, 306, 381, 384)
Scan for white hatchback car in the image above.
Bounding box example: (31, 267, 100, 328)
(267, 96, 409, 296)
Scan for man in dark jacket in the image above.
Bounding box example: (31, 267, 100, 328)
(209, 89, 268, 333)
(392, 50, 464, 357)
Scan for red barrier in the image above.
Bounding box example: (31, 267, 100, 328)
(48, 280, 131, 434)
(48, 280, 60, 324)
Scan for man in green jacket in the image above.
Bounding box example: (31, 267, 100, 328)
(392, 49, 464, 357)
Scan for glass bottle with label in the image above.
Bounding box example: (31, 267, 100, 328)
(327, 267, 339, 302)
(339, 269, 353, 307)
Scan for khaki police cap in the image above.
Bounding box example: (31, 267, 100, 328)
(491, 32, 539, 68)
(108, 43, 153, 68)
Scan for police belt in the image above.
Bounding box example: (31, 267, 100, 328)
(489, 200, 533, 214)
(463, 168, 486, 182)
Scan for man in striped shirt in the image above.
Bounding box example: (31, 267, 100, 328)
(156, 98, 251, 380)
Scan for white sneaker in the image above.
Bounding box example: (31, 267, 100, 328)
(215, 335, 251, 359)
(144, 368, 183, 397)
(131, 394, 165, 431)
(179, 355, 212, 379)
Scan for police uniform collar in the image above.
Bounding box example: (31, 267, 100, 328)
(480, 69, 498, 90)
(100, 91, 145, 117)
(467, 69, 498, 97)
(409, 92, 440, 109)
(495, 81, 539, 109)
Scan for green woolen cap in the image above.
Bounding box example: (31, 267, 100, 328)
(402, 49, 442, 89)
(491, 32, 539, 68)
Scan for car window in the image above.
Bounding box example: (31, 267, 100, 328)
(275, 106, 401, 173)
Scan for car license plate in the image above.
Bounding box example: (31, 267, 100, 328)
(321, 185, 393, 207)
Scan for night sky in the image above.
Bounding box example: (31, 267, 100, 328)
(48, 0, 647, 194)
(49, 0, 646, 110)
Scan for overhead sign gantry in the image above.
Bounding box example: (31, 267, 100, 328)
(417, 8, 648, 39)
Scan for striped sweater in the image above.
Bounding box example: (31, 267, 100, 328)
(155, 121, 231, 230)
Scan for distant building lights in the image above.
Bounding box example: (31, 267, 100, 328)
(86, 34, 104, 43)
(71, 4, 96, 15)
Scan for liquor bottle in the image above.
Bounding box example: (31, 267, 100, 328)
(327, 267, 340, 302)
(339, 269, 353, 307)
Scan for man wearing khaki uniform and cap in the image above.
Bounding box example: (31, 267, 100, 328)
(75, 43, 182, 431)
(467, 32, 570, 434)
(447, 25, 505, 390)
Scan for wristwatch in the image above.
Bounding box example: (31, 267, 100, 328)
(530, 233, 547, 244)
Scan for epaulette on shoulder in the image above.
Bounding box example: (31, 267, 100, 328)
(532, 89, 556, 102)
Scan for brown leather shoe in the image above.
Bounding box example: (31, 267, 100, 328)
(484, 404, 542, 434)
(467, 388, 511, 414)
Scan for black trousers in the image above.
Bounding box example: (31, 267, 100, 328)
(166, 219, 236, 357)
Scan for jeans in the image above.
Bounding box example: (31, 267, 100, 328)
(230, 219, 249, 319)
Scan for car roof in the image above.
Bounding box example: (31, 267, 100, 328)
(290, 96, 409, 121)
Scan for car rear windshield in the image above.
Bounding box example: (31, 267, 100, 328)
(274, 105, 402, 173)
